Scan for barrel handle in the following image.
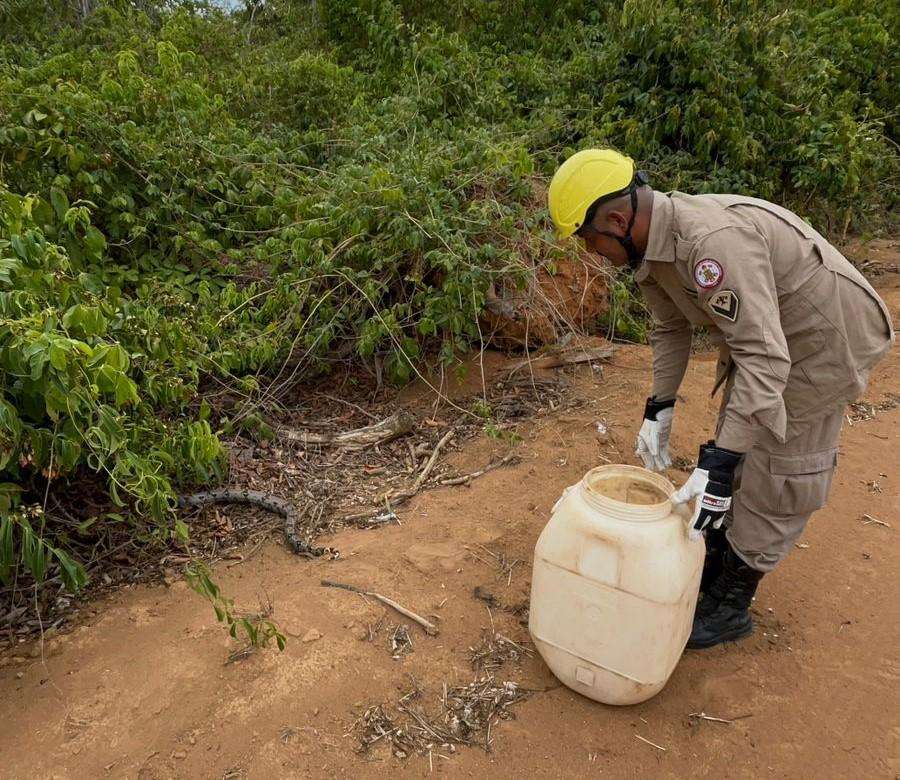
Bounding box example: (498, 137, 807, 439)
(552, 482, 580, 513)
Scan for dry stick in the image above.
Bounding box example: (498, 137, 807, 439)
(386, 428, 457, 505)
(439, 452, 521, 486)
(495, 633, 530, 653)
(463, 546, 495, 567)
(398, 702, 449, 743)
(688, 712, 739, 724)
(634, 734, 667, 752)
(861, 513, 890, 527)
(277, 411, 414, 451)
(413, 429, 456, 491)
(505, 344, 615, 375)
(339, 508, 397, 525)
(320, 580, 439, 636)
(536, 344, 615, 369)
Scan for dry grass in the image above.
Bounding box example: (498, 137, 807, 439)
(353, 675, 530, 758)
(847, 393, 899, 422)
(389, 624, 414, 660)
(469, 629, 532, 673)
(353, 627, 533, 759)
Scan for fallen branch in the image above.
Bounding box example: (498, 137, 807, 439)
(389, 428, 456, 503)
(343, 448, 518, 526)
(321, 579, 439, 636)
(178, 488, 334, 557)
(861, 513, 890, 527)
(414, 429, 456, 491)
(439, 452, 520, 486)
(506, 344, 615, 374)
(277, 411, 414, 451)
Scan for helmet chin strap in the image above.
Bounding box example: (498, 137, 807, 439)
(598, 186, 643, 270)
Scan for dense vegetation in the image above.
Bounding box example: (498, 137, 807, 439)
(0, 0, 897, 594)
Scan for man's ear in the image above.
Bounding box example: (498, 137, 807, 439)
(605, 208, 629, 235)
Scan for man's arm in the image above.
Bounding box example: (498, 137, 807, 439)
(638, 274, 693, 401)
(689, 227, 791, 452)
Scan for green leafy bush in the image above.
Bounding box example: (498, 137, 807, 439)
(0, 0, 896, 594)
(0, 189, 226, 520)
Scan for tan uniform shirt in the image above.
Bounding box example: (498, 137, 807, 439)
(637, 191, 894, 453)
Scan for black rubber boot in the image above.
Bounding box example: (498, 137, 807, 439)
(700, 524, 729, 595)
(687, 546, 764, 649)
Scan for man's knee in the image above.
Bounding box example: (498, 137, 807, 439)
(727, 446, 838, 572)
(726, 530, 788, 573)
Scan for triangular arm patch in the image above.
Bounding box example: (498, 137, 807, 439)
(708, 289, 739, 322)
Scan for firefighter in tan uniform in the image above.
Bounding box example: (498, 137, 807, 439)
(548, 149, 894, 649)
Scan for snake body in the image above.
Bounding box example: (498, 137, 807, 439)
(177, 488, 333, 558)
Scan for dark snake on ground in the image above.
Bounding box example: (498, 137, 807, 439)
(178, 488, 334, 558)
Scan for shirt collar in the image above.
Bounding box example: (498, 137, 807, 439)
(643, 191, 676, 264)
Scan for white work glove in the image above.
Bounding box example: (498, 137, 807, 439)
(635, 396, 675, 472)
(671, 441, 743, 540)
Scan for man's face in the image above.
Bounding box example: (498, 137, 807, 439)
(578, 222, 630, 267)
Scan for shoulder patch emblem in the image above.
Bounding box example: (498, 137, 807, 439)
(694, 258, 724, 289)
(708, 289, 739, 322)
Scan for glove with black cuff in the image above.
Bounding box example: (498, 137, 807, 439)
(635, 396, 676, 472)
(671, 440, 743, 540)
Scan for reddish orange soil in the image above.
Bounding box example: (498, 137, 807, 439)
(0, 244, 897, 779)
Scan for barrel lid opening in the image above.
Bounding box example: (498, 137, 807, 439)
(583, 467, 670, 507)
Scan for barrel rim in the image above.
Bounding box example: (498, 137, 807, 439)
(578, 464, 673, 521)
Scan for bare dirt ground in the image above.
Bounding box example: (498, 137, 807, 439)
(1, 242, 898, 779)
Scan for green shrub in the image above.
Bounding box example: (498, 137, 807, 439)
(0, 0, 895, 594)
(0, 190, 227, 514)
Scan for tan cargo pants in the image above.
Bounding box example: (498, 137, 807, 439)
(716, 401, 844, 573)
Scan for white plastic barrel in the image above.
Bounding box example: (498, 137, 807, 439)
(528, 464, 703, 705)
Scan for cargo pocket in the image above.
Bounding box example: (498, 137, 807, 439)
(770, 448, 838, 516)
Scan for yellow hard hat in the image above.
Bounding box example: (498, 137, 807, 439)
(548, 149, 637, 239)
